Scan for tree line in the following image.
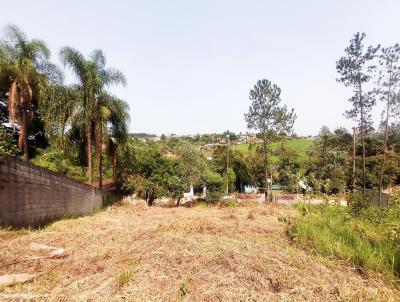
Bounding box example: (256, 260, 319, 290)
(337, 32, 400, 203)
(1, 26, 399, 205)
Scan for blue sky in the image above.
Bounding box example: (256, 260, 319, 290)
(2, 0, 400, 135)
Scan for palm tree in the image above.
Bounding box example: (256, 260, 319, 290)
(59, 47, 126, 184)
(91, 92, 130, 188)
(102, 93, 129, 182)
(0, 25, 61, 160)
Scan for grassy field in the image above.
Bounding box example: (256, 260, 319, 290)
(233, 138, 314, 161)
(287, 204, 400, 281)
(0, 201, 398, 301)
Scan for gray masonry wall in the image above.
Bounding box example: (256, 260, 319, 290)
(0, 156, 102, 227)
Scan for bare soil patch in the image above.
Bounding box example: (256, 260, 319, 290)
(0, 202, 398, 301)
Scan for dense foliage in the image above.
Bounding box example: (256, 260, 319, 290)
(116, 140, 211, 205)
(0, 25, 129, 189)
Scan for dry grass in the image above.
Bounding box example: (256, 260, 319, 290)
(0, 201, 399, 301)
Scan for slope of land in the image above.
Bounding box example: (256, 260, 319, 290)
(234, 138, 314, 162)
(0, 202, 398, 301)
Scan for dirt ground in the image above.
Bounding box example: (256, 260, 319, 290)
(0, 201, 399, 301)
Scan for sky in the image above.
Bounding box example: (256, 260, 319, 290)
(2, 0, 400, 136)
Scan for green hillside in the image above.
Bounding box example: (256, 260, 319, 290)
(233, 138, 314, 162)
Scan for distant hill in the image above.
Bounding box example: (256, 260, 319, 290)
(130, 133, 158, 138)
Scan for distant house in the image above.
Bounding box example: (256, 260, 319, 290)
(244, 185, 258, 193)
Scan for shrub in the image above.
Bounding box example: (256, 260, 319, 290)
(347, 191, 370, 216)
(204, 172, 225, 203)
(219, 198, 237, 208)
(118, 174, 145, 196)
(0, 124, 19, 156)
(32, 147, 86, 182)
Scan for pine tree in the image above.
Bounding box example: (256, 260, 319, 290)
(244, 79, 296, 201)
(376, 44, 400, 204)
(336, 32, 379, 193)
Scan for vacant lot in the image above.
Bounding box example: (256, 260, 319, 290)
(0, 202, 398, 301)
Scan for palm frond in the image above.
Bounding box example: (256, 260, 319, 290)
(59, 47, 86, 83)
(37, 61, 64, 83)
(39, 84, 82, 143)
(90, 49, 106, 69)
(103, 67, 127, 87)
(26, 39, 50, 62)
(3, 24, 27, 51)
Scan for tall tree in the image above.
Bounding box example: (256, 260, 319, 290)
(336, 32, 379, 193)
(176, 142, 208, 203)
(244, 79, 296, 201)
(59, 47, 126, 186)
(0, 25, 61, 159)
(376, 44, 400, 204)
(94, 92, 129, 187)
(106, 95, 130, 182)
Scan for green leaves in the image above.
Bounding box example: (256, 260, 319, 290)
(0, 124, 19, 156)
(245, 79, 296, 137)
(0, 24, 62, 158)
(337, 33, 379, 126)
(245, 79, 296, 198)
(58, 46, 129, 183)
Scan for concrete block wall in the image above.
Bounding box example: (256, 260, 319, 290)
(0, 156, 102, 227)
(366, 189, 390, 207)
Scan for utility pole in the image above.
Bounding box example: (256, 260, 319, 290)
(226, 133, 230, 195)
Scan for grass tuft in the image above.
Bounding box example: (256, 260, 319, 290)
(178, 280, 189, 297)
(116, 270, 132, 289)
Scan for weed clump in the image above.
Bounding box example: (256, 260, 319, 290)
(116, 270, 132, 290)
(287, 198, 400, 280)
(178, 280, 189, 297)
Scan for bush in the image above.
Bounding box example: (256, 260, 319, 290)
(32, 147, 86, 182)
(204, 172, 225, 203)
(0, 124, 19, 156)
(223, 168, 236, 193)
(347, 191, 370, 216)
(118, 174, 145, 196)
(219, 198, 237, 208)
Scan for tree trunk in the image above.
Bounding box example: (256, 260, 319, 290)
(19, 108, 29, 161)
(263, 132, 269, 202)
(98, 150, 102, 190)
(112, 151, 117, 182)
(378, 157, 387, 206)
(359, 79, 366, 195)
(352, 127, 356, 191)
(148, 194, 155, 206)
(378, 79, 391, 206)
(95, 121, 103, 190)
(226, 136, 230, 195)
(86, 123, 92, 184)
